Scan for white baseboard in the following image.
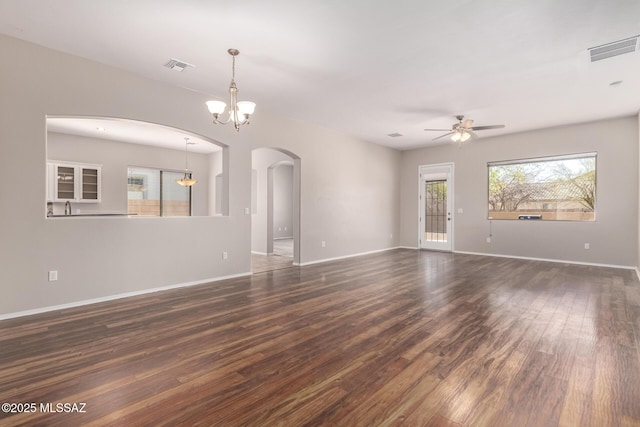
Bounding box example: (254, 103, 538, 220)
(273, 237, 294, 241)
(453, 250, 636, 270)
(251, 251, 268, 256)
(297, 246, 404, 266)
(0, 272, 252, 321)
(6, 248, 634, 321)
(636, 268, 640, 281)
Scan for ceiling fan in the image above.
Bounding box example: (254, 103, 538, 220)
(424, 115, 505, 143)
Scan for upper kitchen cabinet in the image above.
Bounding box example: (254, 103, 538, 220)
(47, 162, 101, 203)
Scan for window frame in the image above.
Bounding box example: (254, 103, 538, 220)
(487, 152, 597, 222)
(127, 166, 193, 217)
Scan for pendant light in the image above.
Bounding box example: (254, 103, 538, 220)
(176, 137, 197, 187)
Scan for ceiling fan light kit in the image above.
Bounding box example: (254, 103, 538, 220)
(424, 115, 505, 144)
(206, 49, 256, 132)
(451, 130, 471, 143)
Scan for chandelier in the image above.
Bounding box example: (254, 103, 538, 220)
(176, 137, 197, 187)
(206, 49, 256, 131)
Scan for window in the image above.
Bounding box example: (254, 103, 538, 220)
(488, 153, 596, 221)
(127, 167, 191, 216)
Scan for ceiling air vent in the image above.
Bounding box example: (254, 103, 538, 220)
(387, 132, 403, 137)
(164, 58, 195, 71)
(588, 36, 638, 62)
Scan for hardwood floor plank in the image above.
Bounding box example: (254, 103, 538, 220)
(491, 350, 568, 426)
(1, 249, 639, 426)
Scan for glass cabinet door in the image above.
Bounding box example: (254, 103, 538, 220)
(81, 167, 99, 200)
(49, 163, 101, 203)
(56, 166, 76, 200)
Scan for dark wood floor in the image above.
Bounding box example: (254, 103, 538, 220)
(1, 249, 639, 426)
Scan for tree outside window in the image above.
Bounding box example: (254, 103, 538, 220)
(488, 153, 596, 221)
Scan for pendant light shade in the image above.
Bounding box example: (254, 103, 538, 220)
(176, 173, 197, 187)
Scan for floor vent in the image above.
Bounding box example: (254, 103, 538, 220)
(164, 58, 194, 71)
(588, 36, 638, 62)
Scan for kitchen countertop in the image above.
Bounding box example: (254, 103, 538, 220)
(48, 213, 136, 217)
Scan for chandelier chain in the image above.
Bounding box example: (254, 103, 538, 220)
(232, 55, 236, 82)
(183, 137, 189, 171)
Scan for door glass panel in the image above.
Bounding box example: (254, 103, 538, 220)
(128, 168, 160, 216)
(127, 168, 192, 216)
(161, 171, 191, 216)
(425, 180, 447, 242)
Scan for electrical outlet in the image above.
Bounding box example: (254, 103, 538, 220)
(222, 251, 228, 260)
(321, 241, 326, 248)
(284, 226, 287, 231)
(486, 237, 491, 243)
(244, 207, 250, 215)
(584, 243, 590, 250)
(48, 270, 58, 282)
(457, 208, 464, 214)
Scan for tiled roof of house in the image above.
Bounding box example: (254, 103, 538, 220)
(526, 181, 586, 201)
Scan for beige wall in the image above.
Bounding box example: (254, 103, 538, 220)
(0, 35, 401, 317)
(401, 116, 639, 266)
(249, 116, 402, 263)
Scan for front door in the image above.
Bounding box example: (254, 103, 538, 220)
(419, 164, 453, 251)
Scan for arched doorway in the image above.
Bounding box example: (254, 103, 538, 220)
(251, 148, 301, 273)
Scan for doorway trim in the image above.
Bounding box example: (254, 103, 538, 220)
(251, 147, 301, 266)
(418, 162, 454, 251)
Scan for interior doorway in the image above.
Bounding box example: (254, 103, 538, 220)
(419, 163, 454, 251)
(251, 148, 301, 273)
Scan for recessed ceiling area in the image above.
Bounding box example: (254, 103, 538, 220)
(3, 1, 640, 149)
(47, 117, 222, 154)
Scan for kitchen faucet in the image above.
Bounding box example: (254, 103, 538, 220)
(65, 201, 71, 215)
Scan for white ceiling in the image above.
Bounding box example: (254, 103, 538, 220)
(2, 0, 639, 150)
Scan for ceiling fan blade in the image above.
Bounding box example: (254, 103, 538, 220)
(463, 119, 473, 129)
(432, 132, 454, 141)
(471, 125, 505, 131)
(424, 128, 451, 132)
